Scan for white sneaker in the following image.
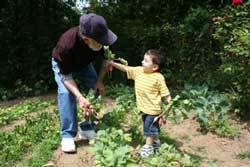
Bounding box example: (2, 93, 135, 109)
(79, 129, 97, 140)
(139, 144, 154, 158)
(61, 138, 76, 153)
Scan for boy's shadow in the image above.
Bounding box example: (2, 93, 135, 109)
(160, 133, 184, 148)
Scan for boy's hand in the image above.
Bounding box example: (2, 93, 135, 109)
(106, 60, 128, 72)
(153, 116, 167, 126)
(158, 117, 167, 125)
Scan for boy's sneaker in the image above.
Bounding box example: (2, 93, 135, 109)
(139, 144, 154, 158)
(61, 138, 76, 153)
(153, 139, 161, 153)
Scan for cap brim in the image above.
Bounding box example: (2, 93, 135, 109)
(98, 29, 117, 46)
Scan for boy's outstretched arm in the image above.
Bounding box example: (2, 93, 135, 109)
(109, 61, 129, 72)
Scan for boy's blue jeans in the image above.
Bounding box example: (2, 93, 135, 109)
(141, 112, 160, 137)
(52, 58, 97, 138)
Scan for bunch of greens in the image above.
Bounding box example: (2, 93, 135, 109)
(82, 90, 103, 122)
(104, 46, 128, 74)
(163, 96, 191, 124)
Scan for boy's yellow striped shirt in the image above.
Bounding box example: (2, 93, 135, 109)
(127, 66, 170, 115)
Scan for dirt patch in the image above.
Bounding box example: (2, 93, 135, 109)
(51, 139, 95, 167)
(163, 113, 250, 167)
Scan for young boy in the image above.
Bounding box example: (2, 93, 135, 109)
(108, 49, 171, 157)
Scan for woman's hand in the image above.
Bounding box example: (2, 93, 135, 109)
(94, 80, 105, 96)
(78, 95, 90, 109)
(106, 60, 114, 72)
(77, 95, 94, 114)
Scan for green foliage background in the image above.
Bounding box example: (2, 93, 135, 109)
(0, 0, 79, 88)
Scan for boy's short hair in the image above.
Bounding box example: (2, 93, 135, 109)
(145, 49, 165, 70)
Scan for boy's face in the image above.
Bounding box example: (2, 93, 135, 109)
(142, 54, 159, 72)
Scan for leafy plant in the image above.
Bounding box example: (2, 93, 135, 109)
(20, 128, 59, 167)
(104, 46, 116, 60)
(236, 151, 250, 159)
(98, 97, 129, 129)
(143, 143, 199, 167)
(165, 95, 191, 124)
(181, 84, 238, 137)
(90, 128, 137, 167)
(100, 84, 136, 129)
(0, 112, 59, 166)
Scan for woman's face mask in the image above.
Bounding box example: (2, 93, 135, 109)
(87, 38, 103, 51)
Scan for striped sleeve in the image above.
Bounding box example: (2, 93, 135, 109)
(157, 76, 170, 97)
(127, 66, 141, 80)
